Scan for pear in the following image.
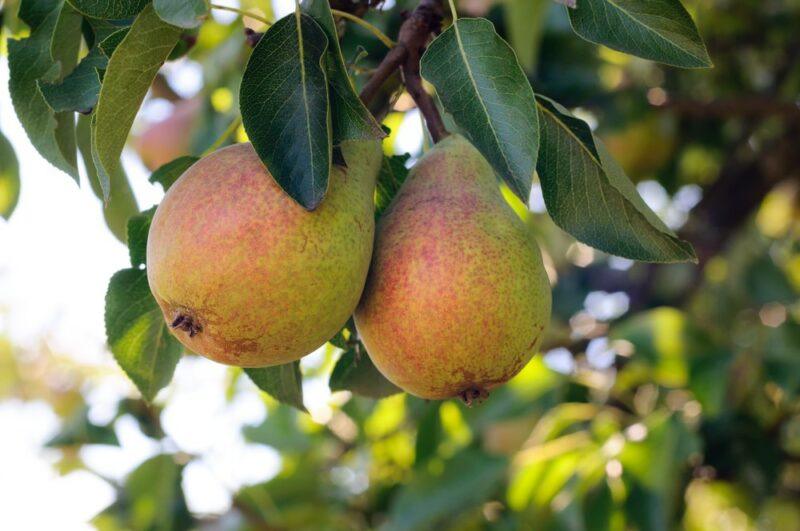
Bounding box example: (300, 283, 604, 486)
(354, 135, 551, 402)
(134, 98, 201, 171)
(147, 140, 382, 367)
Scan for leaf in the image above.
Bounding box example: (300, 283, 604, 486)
(239, 11, 331, 210)
(99, 28, 131, 57)
(421, 18, 539, 202)
(40, 47, 107, 113)
(245, 363, 306, 411)
(567, 0, 712, 68)
(330, 349, 400, 399)
(91, 4, 182, 200)
(153, 0, 208, 29)
(127, 207, 155, 268)
(503, 0, 550, 73)
(19, 0, 58, 30)
(0, 131, 21, 220)
(117, 455, 193, 531)
(385, 449, 507, 531)
(105, 268, 183, 401)
(45, 406, 119, 447)
(66, 0, 149, 20)
(8, 7, 80, 181)
(375, 154, 409, 217)
(76, 115, 139, 243)
(535, 96, 696, 262)
(148, 155, 198, 191)
(302, 0, 384, 143)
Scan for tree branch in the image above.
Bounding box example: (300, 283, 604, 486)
(359, 0, 448, 140)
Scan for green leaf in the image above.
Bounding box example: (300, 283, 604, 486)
(239, 11, 331, 210)
(535, 96, 696, 263)
(375, 154, 409, 217)
(148, 155, 198, 191)
(421, 18, 539, 202)
(19, 0, 58, 31)
(66, 0, 149, 20)
(77, 115, 139, 243)
(91, 4, 182, 200)
(153, 0, 208, 29)
(329, 349, 400, 399)
(8, 7, 80, 181)
(302, 0, 384, 143)
(385, 449, 507, 531)
(0, 131, 21, 220)
(245, 363, 306, 411)
(105, 268, 182, 401)
(98, 27, 131, 57)
(45, 406, 119, 447)
(568, 0, 712, 68)
(40, 47, 106, 113)
(503, 0, 550, 72)
(127, 207, 155, 268)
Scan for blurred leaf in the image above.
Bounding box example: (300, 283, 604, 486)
(76, 114, 139, 243)
(503, 0, 550, 72)
(421, 18, 539, 202)
(330, 349, 400, 399)
(0, 130, 21, 220)
(302, 0, 384, 143)
(414, 402, 443, 467)
(240, 11, 331, 210)
(67, 0, 148, 20)
(8, 5, 80, 181)
(243, 406, 311, 452)
(148, 156, 198, 192)
(536, 96, 696, 263)
(127, 207, 155, 268)
(385, 449, 507, 531)
(568, 0, 712, 68)
(375, 154, 409, 217)
(245, 362, 306, 411)
(153, 0, 207, 29)
(40, 47, 106, 113)
(45, 406, 119, 447)
(105, 268, 182, 401)
(91, 4, 181, 200)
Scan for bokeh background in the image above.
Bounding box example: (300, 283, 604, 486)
(1, 0, 799, 529)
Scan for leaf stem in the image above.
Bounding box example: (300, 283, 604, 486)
(202, 115, 243, 156)
(209, 4, 272, 26)
(446, 0, 458, 20)
(331, 9, 395, 48)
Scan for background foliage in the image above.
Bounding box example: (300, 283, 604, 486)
(1, 0, 799, 529)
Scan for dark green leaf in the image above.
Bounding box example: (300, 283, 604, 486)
(302, 0, 384, 143)
(375, 154, 409, 217)
(127, 207, 155, 268)
(77, 114, 139, 243)
(385, 449, 507, 531)
(240, 11, 331, 210)
(536, 96, 696, 263)
(91, 4, 182, 200)
(18, 0, 58, 31)
(40, 47, 106, 113)
(49, 2, 83, 172)
(105, 268, 182, 401)
(67, 0, 149, 20)
(153, 0, 207, 29)
(0, 130, 21, 220)
(45, 406, 119, 447)
(8, 7, 80, 181)
(98, 27, 130, 57)
(245, 363, 306, 411)
(148, 155, 198, 191)
(568, 0, 712, 68)
(330, 349, 400, 399)
(421, 18, 539, 202)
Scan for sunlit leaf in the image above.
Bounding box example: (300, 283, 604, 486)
(245, 363, 306, 411)
(0, 131, 21, 220)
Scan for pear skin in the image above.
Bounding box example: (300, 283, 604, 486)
(147, 140, 382, 367)
(354, 135, 551, 401)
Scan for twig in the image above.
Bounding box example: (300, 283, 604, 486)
(209, 4, 272, 26)
(402, 47, 448, 142)
(202, 115, 243, 156)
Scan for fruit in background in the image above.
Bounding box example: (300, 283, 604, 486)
(599, 115, 677, 180)
(134, 98, 202, 171)
(146, 140, 383, 367)
(354, 135, 552, 402)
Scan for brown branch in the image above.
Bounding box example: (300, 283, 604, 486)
(358, 0, 448, 140)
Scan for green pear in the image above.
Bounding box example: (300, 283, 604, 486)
(147, 140, 382, 367)
(354, 135, 551, 402)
